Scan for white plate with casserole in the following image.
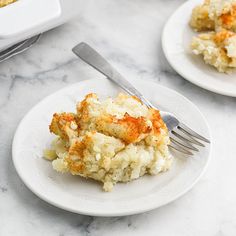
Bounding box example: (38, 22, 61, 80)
(162, 0, 236, 97)
(12, 78, 211, 216)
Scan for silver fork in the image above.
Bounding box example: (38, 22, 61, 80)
(72, 42, 210, 155)
(0, 34, 41, 63)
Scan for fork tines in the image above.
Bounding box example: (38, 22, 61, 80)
(169, 123, 210, 155)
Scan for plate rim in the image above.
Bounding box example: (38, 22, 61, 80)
(162, 0, 236, 97)
(12, 78, 212, 216)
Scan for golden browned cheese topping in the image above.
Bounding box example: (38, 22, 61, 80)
(0, 0, 17, 7)
(76, 93, 96, 122)
(49, 93, 168, 145)
(49, 112, 79, 141)
(214, 29, 235, 44)
(149, 108, 166, 135)
(220, 4, 236, 27)
(68, 134, 93, 158)
(66, 155, 84, 173)
(50, 94, 168, 145)
(100, 113, 152, 144)
(66, 132, 102, 173)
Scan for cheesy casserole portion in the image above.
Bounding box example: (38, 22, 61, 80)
(44, 93, 172, 192)
(191, 29, 236, 72)
(190, 0, 236, 72)
(190, 0, 236, 32)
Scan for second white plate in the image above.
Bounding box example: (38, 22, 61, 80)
(12, 78, 211, 216)
(162, 0, 236, 97)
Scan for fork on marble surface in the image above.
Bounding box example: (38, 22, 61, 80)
(72, 42, 210, 155)
(0, 34, 41, 63)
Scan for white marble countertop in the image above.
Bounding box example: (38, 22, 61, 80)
(1, 0, 236, 235)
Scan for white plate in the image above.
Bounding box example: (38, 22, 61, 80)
(162, 0, 236, 97)
(12, 79, 211, 216)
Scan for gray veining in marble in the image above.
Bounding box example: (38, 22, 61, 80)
(1, 0, 236, 235)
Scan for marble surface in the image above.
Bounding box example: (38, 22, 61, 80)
(0, 0, 236, 235)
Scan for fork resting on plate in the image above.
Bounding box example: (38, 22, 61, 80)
(72, 42, 210, 155)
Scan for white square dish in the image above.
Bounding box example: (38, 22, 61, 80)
(0, 0, 88, 51)
(0, 0, 61, 39)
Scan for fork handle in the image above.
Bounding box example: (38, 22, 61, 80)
(72, 42, 153, 108)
